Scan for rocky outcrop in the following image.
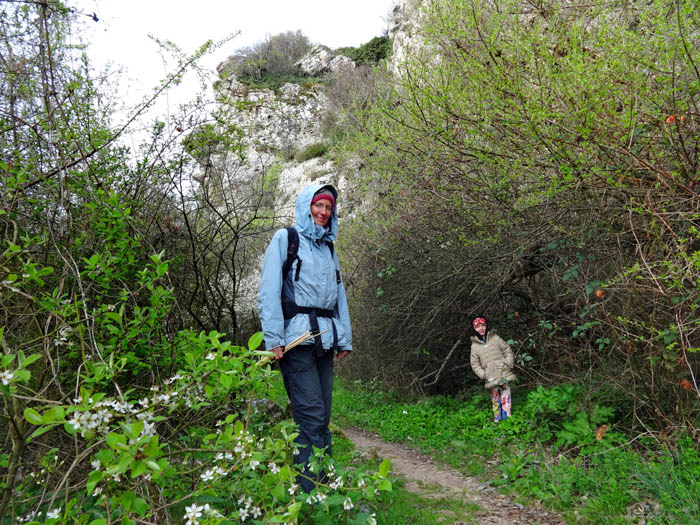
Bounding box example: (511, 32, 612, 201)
(295, 45, 355, 76)
(387, 0, 428, 75)
(199, 0, 423, 311)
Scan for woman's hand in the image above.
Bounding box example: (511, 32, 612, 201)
(337, 350, 350, 360)
(271, 346, 284, 361)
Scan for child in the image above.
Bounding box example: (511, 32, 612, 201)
(469, 314, 516, 422)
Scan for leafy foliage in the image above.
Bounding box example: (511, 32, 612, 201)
(0, 4, 390, 523)
(338, 0, 700, 432)
(220, 31, 313, 89)
(334, 380, 700, 524)
(335, 36, 392, 65)
(295, 142, 328, 163)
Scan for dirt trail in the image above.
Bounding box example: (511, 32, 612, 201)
(341, 427, 564, 525)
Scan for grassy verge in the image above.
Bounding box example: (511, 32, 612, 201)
(332, 430, 482, 524)
(267, 374, 485, 523)
(331, 378, 700, 524)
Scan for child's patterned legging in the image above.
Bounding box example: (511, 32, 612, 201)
(490, 384, 511, 422)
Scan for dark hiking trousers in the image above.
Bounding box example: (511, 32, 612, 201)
(279, 344, 334, 493)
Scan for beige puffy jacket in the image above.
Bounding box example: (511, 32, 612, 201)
(470, 332, 516, 389)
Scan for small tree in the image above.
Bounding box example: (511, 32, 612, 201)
(230, 30, 312, 83)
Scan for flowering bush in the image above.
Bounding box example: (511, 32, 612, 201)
(1, 226, 390, 524)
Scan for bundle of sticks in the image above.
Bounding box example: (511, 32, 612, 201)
(255, 330, 327, 368)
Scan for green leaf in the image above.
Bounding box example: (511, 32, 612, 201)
(122, 420, 144, 439)
(378, 458, 391, 477)
(104, 312, 122, 325)
(24, 408, 43, 426)
(41, 407, 56, 424)
(21, 353, 42, 368)
(378, 478, 392, 491)
(28, 423, 57, 442)
(14, 369, 30, 382)
(86, 470, 104, 495)
(106, 432, 127, 450)
(219, 373, 232, 389)
(131, 460, 146, 478)
(144, 436, 160, 458)
(132, 497, 149, 517)
(120, 490, 136, 511)
(285, 502, 302, 520)
(248, 331, 264, 351)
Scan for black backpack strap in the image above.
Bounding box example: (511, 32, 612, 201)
(280, 231, 340, 355)
(282, 227, 301, 281)
(326, 240, 341, 284)
(283, 305, 338, 356)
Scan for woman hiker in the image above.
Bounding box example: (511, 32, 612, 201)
(469, 314, 516, 422)
(257, 184, 352, 492)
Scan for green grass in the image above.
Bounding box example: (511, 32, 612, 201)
(266, 372, 700, 524)
(332, 430, 482, 524)
(266, 374, 485, 523)
(295, 142, 328, 162)
(331, 378, 700, 525)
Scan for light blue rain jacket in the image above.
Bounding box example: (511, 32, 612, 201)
(257, 184, 352, 352)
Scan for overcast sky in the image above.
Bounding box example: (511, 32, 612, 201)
(71, 0, 396, 105)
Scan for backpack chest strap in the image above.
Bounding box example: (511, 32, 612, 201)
(281, 305, 339, 356)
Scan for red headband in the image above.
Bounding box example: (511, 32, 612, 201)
(472, 317, 486, 328)
(311, 193, 335, 208)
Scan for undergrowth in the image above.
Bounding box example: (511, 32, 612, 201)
(332, 379, 700, 524)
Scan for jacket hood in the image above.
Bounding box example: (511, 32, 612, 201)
(295, 184, 338, 242)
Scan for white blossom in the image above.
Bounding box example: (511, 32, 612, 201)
(46, 508, 60, 519)
(0, 370, 14, 385)
(164, 373, 183, 384)
(330, 477, 343, 490)
(184, 503, 204, 525)
(142, 420, 156, 437)
(343, 497, 354, 510)
(312, 492, 327, 504)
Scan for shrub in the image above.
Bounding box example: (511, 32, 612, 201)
(224, 31, 314, 90)
(336, 36, 392, 65)
(295, 142, 328, 162)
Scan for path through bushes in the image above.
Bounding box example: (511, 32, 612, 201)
(342, 427, 564, 524)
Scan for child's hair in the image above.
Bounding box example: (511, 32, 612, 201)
(470, 313, 489, 336)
